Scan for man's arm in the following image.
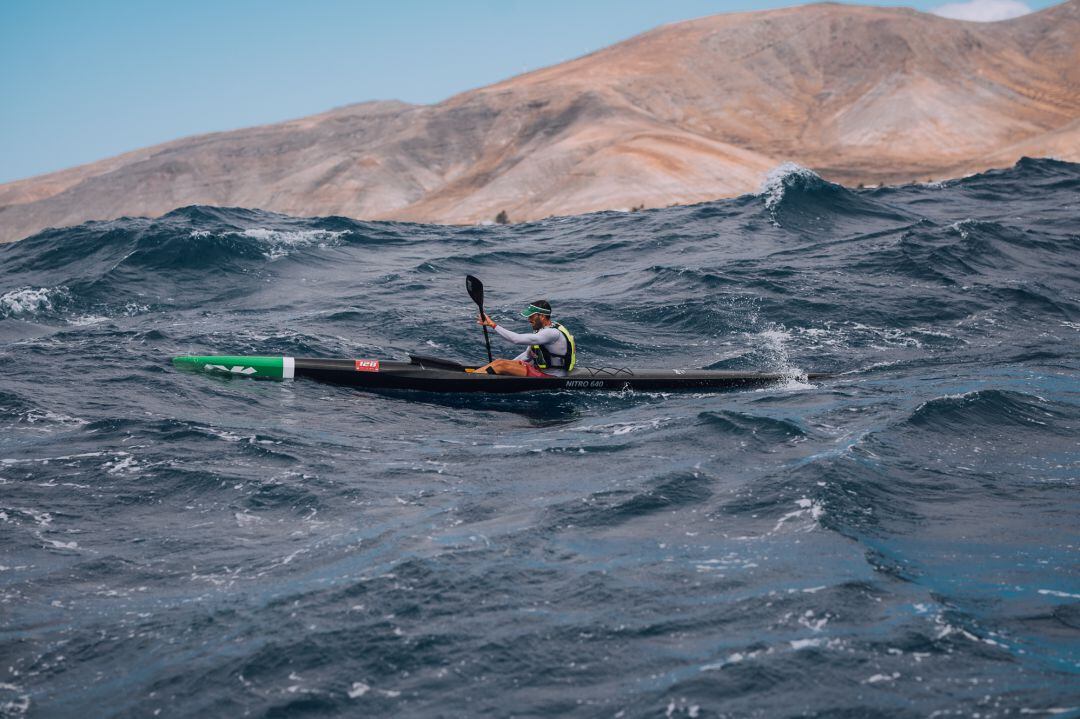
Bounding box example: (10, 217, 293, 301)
(493, 325, 560, 346)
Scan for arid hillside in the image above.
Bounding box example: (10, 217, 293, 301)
(2, 0, 1078, 242)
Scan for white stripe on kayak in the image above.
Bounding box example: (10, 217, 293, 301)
(283, 356, 295, 379)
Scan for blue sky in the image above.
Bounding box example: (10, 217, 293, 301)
(0, 0, 1059, 184)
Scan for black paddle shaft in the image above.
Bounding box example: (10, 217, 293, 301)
(466, 275, 494, 363)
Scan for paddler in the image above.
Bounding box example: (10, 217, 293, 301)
(472, 300, 576, 377)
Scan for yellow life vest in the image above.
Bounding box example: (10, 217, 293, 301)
(531, 321, 576, 372)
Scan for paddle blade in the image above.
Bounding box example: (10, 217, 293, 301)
(465, 275, 484, 307)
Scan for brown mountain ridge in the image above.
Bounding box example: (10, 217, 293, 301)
(2, 0, 1078, 243)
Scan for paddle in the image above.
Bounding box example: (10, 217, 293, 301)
(466, 275, 494, 363)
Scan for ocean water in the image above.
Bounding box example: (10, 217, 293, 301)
(1, 158, 1077, 717)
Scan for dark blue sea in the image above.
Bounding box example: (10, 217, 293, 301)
(1, 158, 1078, 718)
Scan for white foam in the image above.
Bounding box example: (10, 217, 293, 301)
(123, 303, 151, 316)
(104, 455, 140, 475)
(237, 228, 348, 260)
(771, 497, 824, 534)
(931, 612, 981, 642)
(0, 682, 30, 716)
(346, 682, 399, 699)
(948, 217, 979, 239)
(241, 228, 345, 243)
(68, 315, 109, 326)
(2, 450, 110, 464)
(278, 549, 307, 565)
(760, 162, 822, 214)
(1038, 589, 1080, 599)
(0, 286, 67, 317)
(203, 427, 245, 442)
(1, 507, 52, 529)
(571, 417, 671, 436)
(701, 646, 774, 671)
(864, 672, 900, 683)
(799, 608, 829, 632)
(13, 409, 88, 430)
(695, 551, 760, 573)
(868, 323, 927, 347)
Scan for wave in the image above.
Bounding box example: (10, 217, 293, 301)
(906, 389, 1071, 433)
(956, 156, 1080, 195)
(758, 163, 913, 232)
(697, 410, 807, 442)
(543, 471, 713, 529)
(2, 205, 415, 278)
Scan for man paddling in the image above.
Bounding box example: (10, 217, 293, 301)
(472, 300, 576, 377)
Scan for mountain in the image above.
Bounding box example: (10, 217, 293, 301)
(2, 0, 1078, 243)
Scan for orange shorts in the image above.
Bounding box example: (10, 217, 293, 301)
(518, 361, 552, 378)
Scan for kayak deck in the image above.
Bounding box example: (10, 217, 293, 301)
(172, 354, 829, 393)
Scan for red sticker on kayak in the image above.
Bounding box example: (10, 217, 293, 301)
(354, 359, 380, 372)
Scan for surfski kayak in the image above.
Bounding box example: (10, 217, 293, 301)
(172, 353, 829, 394)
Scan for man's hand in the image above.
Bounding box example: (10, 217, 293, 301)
(478, 313, 496, 328)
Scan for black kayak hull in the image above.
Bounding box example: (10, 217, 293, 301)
(173, 354, 828, 394)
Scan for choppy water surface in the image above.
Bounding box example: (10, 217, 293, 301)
(1, 158, 1078, 717)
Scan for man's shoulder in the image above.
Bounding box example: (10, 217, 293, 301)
(539, 326, 563, 341)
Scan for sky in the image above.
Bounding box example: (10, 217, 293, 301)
(0, 0, 1060, 184)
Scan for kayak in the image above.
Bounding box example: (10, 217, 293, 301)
(172, 353, 829, 393)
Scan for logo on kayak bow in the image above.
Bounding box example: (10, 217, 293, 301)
(205, 364, 257, 375)
(354, 359, 380, 372)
